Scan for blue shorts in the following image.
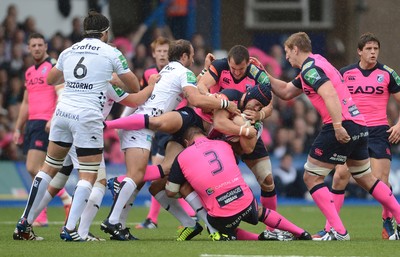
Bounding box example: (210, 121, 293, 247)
(241, 137, 269, 160)
(309, 120, 369, 164)
(368, 125, 391, 160)
(206, 198, 258, 238)
(23, 120, 49, 154)
(151, 131, 170, 157)
(171, 107, 205, 145)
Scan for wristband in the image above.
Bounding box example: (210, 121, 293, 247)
(245, 128, 250, 137)
(259, 111, 265, 120)
(15, 129, 21, 133)
(220, 99, 229, 109)
(239, 126, 243, 136)
(333, 122, 342, 130)
(200, 68, 208, 76)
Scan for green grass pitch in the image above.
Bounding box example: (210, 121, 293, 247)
(0, 205, 398, 257)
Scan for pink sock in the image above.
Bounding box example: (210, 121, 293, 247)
(117, 175, 126, 183)
(311, 185, 346, 234)
(143, 165, 163, 182)
(324, 189, 345, 231)
(260, 194, 277, 211)
(147, 196, 161, 223)
(236, 228, 258, 240)
(56, 188, 66, 197)
(178, 198, 196, 217)
(35, 207, 48, 223)
(261, 208, 304, 237)
(371, 181, 400, 222)
(382, 186, 393, 219)
(105, 114, 146, 130)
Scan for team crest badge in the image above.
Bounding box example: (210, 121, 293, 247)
(42, 67, 47, 74)
(377, 74, 384, 83)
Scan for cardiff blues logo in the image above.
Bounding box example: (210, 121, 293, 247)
(41, 66, 47, 74)
(377, 74, 384, 83)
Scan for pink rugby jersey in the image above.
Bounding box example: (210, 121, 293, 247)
(170, 136, 254, 217)
(208, 58, 270, 94)
(340, 62, 400, 126)
(292, 54, 365, 126)
(25, 57, 57, 120)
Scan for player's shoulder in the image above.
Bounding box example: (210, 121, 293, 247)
(340, 63, 359, 75)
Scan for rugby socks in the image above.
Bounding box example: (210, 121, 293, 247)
(34, 191, 53, 222)
(78, 183, 105, 239)
(324, 189, 345, 232)
(56, 188, 72, 206)
(143, 165, 164, 182)
(65, 179, 92, 231)
(382, 186, 393, 219)
(179, 198, 196, 217)
(260, 208, 304, 237)
(147, 196, 161, 224)
(185, 191, 217, 233)
(120, 189, 138, 229)
(108, 178, 137, 224)
(260, 189, 277, 211)
(105, 114, 146, 130)
(34, 208, 48, 225)
(370, 180, 400, 223)
(24, 171, 52, 224)
(310, 184, 347, 235)
(236, 228, 258, 240)
(155, 190, 196, 227)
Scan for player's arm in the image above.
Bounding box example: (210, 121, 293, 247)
(197, 68, 218, 95)
(387, 92, 400, 144)
(318, 81, 350, 144)
(13, 90, 29, 144)
(47, 66, 64, 85)
(184, 86, 240, 115)
(118, 71, 140, 93)
(196, 53, 215, 81)
(268, 75, 302, 100)
(119, 75, 159, 108)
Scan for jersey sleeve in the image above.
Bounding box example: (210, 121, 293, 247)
(383, 65, 400, 94)
(247, 63, 271, 87)
(168, 156, 187, 185)
(208, 58, 228, 83)
(106, 84, 129, 103)
(301, 66, 330, 92)
(110, 47, 131, 75)
(179, 69, 197, 88)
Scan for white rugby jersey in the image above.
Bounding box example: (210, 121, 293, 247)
(55, 38, 131, 112)
(103, 84, 128, 118)
(135, 61, 197, 116)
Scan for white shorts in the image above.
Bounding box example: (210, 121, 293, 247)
(119, 128, 154, 151)
(63, 146, 106, 181)
(64, 146, 106, 168)
(49, 102, 104, 149)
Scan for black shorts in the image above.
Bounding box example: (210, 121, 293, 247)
(309, 120, 369, 164)
(241, 137, 269, 160)
(23, 120, 49, 154)
(171, 107, 205, 145)
(368, 125, 391, 160)
(206, 198, 259, 238)
(151, 131, 171, 157)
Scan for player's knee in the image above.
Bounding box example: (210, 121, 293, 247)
(304, 161, 332, 177)
(149, 178, 167, 196)
(45, 154, 65, 169)
(349, 162, 371, 179)
(251, 159, 272, 186)
(78, 161, 100, 174)
(260, 174, 275, 192)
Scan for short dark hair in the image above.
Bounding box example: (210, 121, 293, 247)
(182, 126, 205, 146)
(358, 32, 380, 50)
(168, 39, 192, 62)
(28, 32, 45, 43)
(227, 45, 249, 65)
(83, 9, 110, 39)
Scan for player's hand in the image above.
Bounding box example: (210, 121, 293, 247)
(242, 109, 259, 124)
(204, 53, 216, 70)
(13, 130, 22, 145)
(226, 101, 241, 116)
(249, 56, 266, 71)
(148, 74, 161, 86)
(387, 123, 400, 144)
(334, 127, 351, 144)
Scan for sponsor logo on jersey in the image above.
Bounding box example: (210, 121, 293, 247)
(112, 85, 125, 97)
(216, 185, 244, 207)
(329, 153, 347, 162)
(348, 85, 384, 94)
(348, 76, 356, 81)
(348, 104, 360, 116)
(26, 77, 45, 86)
(186, 71, 197, 84)
(249, 65, 259, 78)
(377, 74, 384, 83)
(302, 60, 314, 71)
(304, 68, 321, 85)
(118, 55, 129, 70)
(66, 81, 94, 90)
(257, 72, 269, 85)
(72, 43, 100, 51)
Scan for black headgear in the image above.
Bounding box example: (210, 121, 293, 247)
(244, 84, 272, 107)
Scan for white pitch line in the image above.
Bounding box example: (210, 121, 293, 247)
(200, 253, 367, 257)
